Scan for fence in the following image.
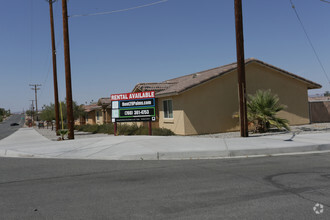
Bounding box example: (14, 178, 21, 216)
(309, 101, 330, 123)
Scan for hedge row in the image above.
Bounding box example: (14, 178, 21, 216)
(75, 123, 175, 136)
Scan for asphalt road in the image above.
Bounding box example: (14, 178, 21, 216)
(0, 154, 329, 219)
(0, 114, 24, 140)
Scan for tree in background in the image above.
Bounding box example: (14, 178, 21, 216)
(40, 101, 84, 122)
(40, 104, 56, 122)
(324, 91, 330, 97)
(0, 108, 3, 122)
(25, 110, 34, 117)
(0, 108, 11, 122)
(247, 90, 290, 133)
(0, 108, 5, 116)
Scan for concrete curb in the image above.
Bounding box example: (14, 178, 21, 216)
(0, 149, 44, 158)
(1, 144, 330, 160)
(118, 143, 330, 160)
(1, 128, 330, 161)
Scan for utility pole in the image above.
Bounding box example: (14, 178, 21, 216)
(47, 0, 60, 134)
(62, 0, 74, 139)
(29, 100, 35, 125)
(234, 0, 248, 137)
(30, 84, 41, 121)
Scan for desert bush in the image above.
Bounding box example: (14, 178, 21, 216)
(75, 123, 174, 136)
(152, 127, 175, 136)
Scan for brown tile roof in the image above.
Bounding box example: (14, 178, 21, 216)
(83, 104, 101, 113)
(98, 97, 111, 107)
(133, 82, 176, 93)
(133, 58, 322, 97)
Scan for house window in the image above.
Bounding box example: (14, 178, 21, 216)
(163, 100, 173, 119)
(97, 111, 99, 120)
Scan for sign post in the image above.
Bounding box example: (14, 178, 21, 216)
(114, 122, 117, 136)
(111, 91, 156, 136)
(148, 121, 152, 136)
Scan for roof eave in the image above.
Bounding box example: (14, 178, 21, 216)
(308, 84, 322, 90)
(155, 92, 179, 98)
(249, 59, 322, 90)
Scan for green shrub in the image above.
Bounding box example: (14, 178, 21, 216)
(75, 123, 174, 136)
(118, 123, 139, 135)
(152, 127, 175, 136)
(98, 124, 114, 134)
(89, 125, 100, 134)
(75, 125, 83, 131)
(75, 124, 114, 134)
(77, 124, 99, 134)
(135, 126, 149, 135)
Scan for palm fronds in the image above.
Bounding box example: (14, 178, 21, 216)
(247, 90, 290, 133)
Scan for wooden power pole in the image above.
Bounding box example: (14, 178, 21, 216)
(29, 100, 35, 124)
(234, 0, 248, 137)
(30, 84, 41, 121)
(62, 0, 74, 139)
(47, 0, 60, 134)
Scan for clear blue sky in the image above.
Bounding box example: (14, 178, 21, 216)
(1, 0, 330, 112)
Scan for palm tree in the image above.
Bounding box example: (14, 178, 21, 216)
(57, 129, 68, 140)
(247, 90, 290, 133)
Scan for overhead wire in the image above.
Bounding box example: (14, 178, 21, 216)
(40, 0, 169, 106)
(69, 0, 168, 18)
(289, 0, 330, 83)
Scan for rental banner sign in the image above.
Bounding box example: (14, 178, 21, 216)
(111, 91, 155, 101)
(111, 91, 156, 123)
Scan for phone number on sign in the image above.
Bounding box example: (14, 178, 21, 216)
(124, 110, 150, 116)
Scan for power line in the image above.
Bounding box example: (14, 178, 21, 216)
(320, 0, 330, 4)
(69, 0, 169, 18)
(289, 0, 330, 83)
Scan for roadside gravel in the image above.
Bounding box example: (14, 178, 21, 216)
(34, 127, 109, 141)
(193, 122, 330, 138)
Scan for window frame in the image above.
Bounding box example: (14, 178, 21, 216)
(163, 99, 173, 119)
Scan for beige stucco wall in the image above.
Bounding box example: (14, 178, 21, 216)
(178, 70, 240, 135)
(158, 95, 186, 135)
(158, 62, 311, 135)
(95, 110, 103, 125)
(245, 63, 310, 126)
(86, 112, 96, 125)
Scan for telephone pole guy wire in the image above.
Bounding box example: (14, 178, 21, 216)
(289, 0, 330, 84)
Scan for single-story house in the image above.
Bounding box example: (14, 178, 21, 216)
(75, 104, 100, 125)
(132, 58, 322, 135)
(97, 97, 112, 124)
(75, 98, 112, 126)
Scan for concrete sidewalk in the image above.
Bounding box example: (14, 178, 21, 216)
(0, 128, 329, 160)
